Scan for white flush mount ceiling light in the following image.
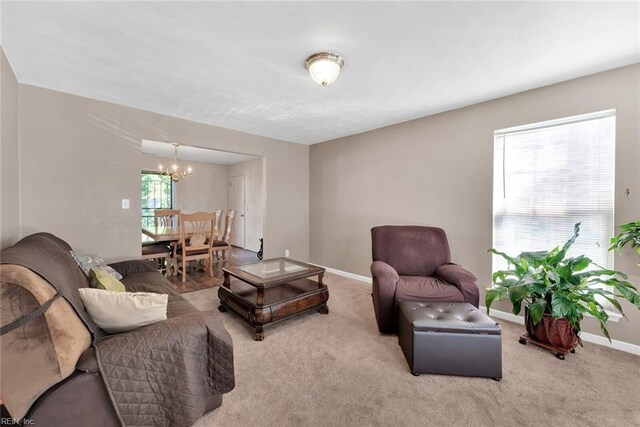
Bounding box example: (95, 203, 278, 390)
(305, 52, 344, 87)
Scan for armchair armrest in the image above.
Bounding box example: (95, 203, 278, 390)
(435, 263, 480, 307)
(108, 259, 158, 278)
(370, 261, 400, 334)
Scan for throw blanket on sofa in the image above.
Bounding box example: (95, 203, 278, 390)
(101, 261, 235, 427)
(95, 310, 234, 427)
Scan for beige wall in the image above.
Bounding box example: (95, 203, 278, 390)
(310, 64, 640, 345)
(228, 157, 266, 252)
(142, 153, 229, 213)
(18, 84, 309, 262)
(0, 48, 20, 250)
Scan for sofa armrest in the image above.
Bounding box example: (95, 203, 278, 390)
(370, 261, 400, 334)
(76, 347, 100, 374)
(108, 260, 158, 278)
(94, 311, 235, 415)
(435, 263, 480, 307)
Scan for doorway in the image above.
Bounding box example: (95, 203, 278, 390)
(141, 140, 264, 254)
(229, 174, 246, 248)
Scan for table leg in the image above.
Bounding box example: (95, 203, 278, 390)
(251, 287, 266, 340)
(254, 326, 264, 341)
(316, 272, 328, 314)
(317, 305, 329, 315)
(170, 242, 179, 276)
(167, 257, 174, 276)
(256, 287, 265, 306)
(218, 273, 230, 313)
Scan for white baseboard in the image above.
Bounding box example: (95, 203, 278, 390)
(578, 331, 640, 355)
(323, 266, 372, 284)
(481, 306, 640, 356)
(480, 306, 525, 325)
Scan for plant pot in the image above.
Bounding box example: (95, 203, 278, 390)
(524, 308, 580, 352)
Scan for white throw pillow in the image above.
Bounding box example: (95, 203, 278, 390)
(78, 288, 168, 333)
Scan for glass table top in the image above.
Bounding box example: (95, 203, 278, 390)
(236, 259, 310, 280)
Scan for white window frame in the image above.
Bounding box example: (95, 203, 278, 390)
(492, 109, 620, 321)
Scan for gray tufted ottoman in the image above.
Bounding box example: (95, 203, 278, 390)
(398, 301, 502, 380)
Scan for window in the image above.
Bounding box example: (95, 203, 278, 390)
(492, 110, 616, 274)
(141, 171, 173, 230)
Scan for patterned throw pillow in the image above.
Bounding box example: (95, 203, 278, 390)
(71, 251, 123, 280)
(89, 267, 126, 292)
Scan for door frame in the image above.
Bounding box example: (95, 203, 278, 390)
(229, 174, 246, 249)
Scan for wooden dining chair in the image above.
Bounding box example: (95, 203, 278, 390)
(141, 209, 181, 275)
(175, 211, 216, 283)
(211, 209, 237, 266)
(154, 208, 181, 227)
(213, 209, 223, 239)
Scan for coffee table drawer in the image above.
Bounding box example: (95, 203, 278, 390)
(219, 278, 328, 325)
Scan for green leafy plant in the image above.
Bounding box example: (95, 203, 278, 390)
(610, 220, 640, 267)
(486, 223, 640, 341)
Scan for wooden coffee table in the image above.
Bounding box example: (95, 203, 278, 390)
(218, 258, 328, 341)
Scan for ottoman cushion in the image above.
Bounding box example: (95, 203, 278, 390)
(402, 302, 501, 334)
(398, 301, 502, 379)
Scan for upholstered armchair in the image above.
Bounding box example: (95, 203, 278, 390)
(370, 225, 479, 333)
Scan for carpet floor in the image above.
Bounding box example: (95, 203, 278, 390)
(183, 273, 640, 427)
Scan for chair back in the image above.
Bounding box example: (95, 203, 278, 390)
(213, 209, 223, 239)
(219, 210, 237, 243)
(179, 212, 215, 252)
(154, 209, 180, 227)
(371, 225, 451, 277)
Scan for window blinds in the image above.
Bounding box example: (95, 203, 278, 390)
(492, 110, 616, 273)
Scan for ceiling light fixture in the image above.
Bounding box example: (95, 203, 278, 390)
(158, 144, 193, 182)
(305, 52, 344, 87)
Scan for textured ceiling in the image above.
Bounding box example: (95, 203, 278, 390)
(2, 1, 638, 144)
(142, 140, 257, 165)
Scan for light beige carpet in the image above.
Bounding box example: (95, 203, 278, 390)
(183, 273, 640, 427)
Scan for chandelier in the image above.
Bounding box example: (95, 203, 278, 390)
(305, 52, 344, 87)
(158, 144, 193, 182)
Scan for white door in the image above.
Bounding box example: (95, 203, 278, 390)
(229, 175, 246, 248)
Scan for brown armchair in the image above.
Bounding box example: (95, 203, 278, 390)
(370, 225, 479, 333)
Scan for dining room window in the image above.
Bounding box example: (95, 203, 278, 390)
(141, 171, 174, 229)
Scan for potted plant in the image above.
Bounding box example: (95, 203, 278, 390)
(610, 220, 640, 267)
(486, 223, 640, 357)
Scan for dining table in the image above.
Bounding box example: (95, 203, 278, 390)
(142, 224, 216, 242)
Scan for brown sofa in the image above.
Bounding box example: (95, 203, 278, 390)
(0, 233, 234, 426)
(370, 225, 479, 333)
